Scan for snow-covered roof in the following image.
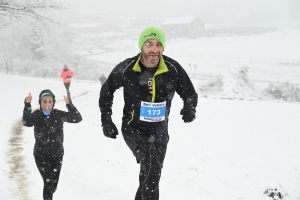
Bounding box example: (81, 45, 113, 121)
(161, 16, 197, 25)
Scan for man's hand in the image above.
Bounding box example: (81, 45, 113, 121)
(180, 107, 196, 123)
(102, 122, 119, 139)
(180, 99, 196, 123)
(25, 92, 32, 103)
(101, 112, 119, 139)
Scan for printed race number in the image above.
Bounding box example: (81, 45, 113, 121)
(140, 101, 166, 122)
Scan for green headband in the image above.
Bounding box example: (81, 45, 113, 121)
(138, 27, 166, 50)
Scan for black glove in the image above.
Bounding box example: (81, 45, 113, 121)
(180, 99, 196, 123)
(101, 112, 119, 139)
(24, 98, 32, 109)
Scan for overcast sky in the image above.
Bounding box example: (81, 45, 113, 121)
(65, 0, 300, 24)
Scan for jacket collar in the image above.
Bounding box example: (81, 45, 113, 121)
(132, 54, 168, 75)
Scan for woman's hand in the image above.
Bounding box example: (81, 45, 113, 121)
(64, 95, 70, 104)
(25, 92, 32, 103)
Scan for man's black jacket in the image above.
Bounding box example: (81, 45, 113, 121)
(99, 53, 198, 134)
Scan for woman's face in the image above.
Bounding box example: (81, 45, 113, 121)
(41, 96, 54, 112)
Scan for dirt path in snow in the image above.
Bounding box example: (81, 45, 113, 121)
(6, 119, 31, 200)
(5, 91, 91, 200)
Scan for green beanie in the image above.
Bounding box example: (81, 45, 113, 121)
(138, 27, 166, 50)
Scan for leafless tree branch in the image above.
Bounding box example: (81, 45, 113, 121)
(0, 0, 66, 26)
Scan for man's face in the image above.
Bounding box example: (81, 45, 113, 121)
(141, 39, 163, 67)
(64, 65, 68, 70)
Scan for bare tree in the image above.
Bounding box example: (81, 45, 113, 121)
(0, 0, 65, 27)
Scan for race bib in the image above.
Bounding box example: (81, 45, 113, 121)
(140, 101, 166, 122)
(67, 76, 72, 80)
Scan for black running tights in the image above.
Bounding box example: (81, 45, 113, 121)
(34, 154, 63, 200)
(135, 145, 161, 200)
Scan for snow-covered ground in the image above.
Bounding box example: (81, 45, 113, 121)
(1, 29, 300, 200)
(1, 73, 300, 200)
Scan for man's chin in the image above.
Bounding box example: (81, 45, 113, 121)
(147, 59, 159, 65)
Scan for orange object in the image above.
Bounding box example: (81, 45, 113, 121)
(60, 69, 74, 83)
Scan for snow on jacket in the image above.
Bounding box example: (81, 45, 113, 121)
(60, 69, 74, 83)
(99, 53, 198, 134)
(22, 102, 82, 157)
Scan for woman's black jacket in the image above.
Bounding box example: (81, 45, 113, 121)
(22, 102, 82, 158)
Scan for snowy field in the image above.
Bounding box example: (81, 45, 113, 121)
(1, 29, 300, 200)
(90, 29, 300, 85)
(1, 74, 300, 200)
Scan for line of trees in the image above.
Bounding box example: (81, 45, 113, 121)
(0, 0, 107, 80)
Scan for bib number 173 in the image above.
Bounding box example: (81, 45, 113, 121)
(140, 101, 166, 122)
